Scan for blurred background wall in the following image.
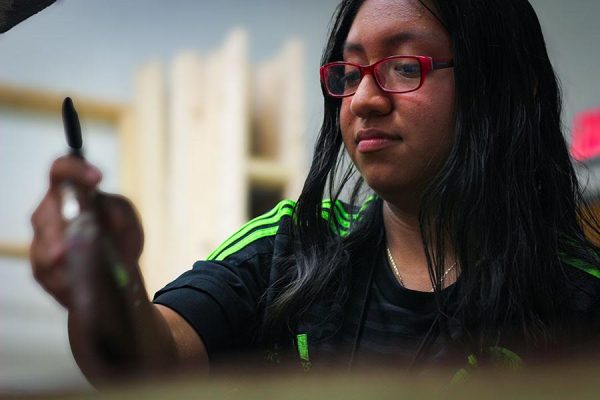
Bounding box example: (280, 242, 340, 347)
(0, 0, 598, 394)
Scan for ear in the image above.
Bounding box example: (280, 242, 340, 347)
(0, 0, 57, 34)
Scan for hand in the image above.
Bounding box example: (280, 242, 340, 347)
(30, 156, 207, 384)
(30, 155, 144, 309)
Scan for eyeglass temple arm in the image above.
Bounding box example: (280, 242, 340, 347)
(433, 59, 454, 70)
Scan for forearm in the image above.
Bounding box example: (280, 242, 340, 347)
(67, 262, 178, 386)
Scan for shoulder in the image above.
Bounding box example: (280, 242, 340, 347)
(205, 199, 296, 264)
(561, 255, 600, 316)
(562, 254, 600, 291)
(561, 254, 600, 282)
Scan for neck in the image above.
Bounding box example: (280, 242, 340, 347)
(382, 199, 456, 291)
(383, 200, 426, 275)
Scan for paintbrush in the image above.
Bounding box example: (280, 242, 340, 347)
(60, 98, 140, 375)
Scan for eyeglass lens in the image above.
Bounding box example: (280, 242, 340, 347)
(326, 57, 422, 96)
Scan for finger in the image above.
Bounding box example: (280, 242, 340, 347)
(30, 223, 66, 270)
(30, 237, 69, 307)
(30, 189, 65, 273)
(49, 156, 102, 190)
(30, 215, 66, 279)
(31, 191, 64, 236)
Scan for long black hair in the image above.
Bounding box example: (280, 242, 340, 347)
(265, 0, 600, 357)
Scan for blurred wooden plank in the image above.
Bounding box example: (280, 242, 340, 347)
(278, 39, 306, 200)
(0, 242, 29, 259)
(253, 57, 280, 159)
(132, 61, 167, 296)
(0, 82, 126, 122)
(582, 200, 600, 246)
(213, 29, 250, 244)
(168, 52, 204, 276)
(117, 109, 137, 198)
(251, 39, 305, 199)
(248, 157, 290, 189)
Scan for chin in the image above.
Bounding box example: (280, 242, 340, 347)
(362, 170, 427, 204)
(364, 174, 408, 196)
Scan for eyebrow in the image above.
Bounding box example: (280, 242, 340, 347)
(343, 31, 430, 55)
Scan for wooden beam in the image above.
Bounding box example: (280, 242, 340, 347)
(132, 61, 167, 295)
(248, 157, 290, 189)
(0, 82, 126, 122)
(0, 242, 29, 259)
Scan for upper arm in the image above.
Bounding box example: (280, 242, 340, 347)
(151, 205, 292, 361)
(154, 303, 210, 372)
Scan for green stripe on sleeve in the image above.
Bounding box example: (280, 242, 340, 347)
(323, 195, 376, 232)
(322, 199, 350, 222)
(560, 253, 600, 279)
(207, 200, 296, 260)
(211, 225, 283, 261)
(206, 197, 377, 262)
(359, 194, 376, 213)
(321, 206, 350, 230)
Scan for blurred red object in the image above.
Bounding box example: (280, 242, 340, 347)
(571, 107, 600, 161)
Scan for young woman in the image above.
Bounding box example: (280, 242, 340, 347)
(30, 0, 600, 384)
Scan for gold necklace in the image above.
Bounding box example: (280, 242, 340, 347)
(386, 246, 456, 292)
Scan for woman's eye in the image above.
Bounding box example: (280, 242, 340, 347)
(392, 62, 420, 78)
(341, 69, 361, 87)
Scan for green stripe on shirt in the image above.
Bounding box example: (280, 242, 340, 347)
(207, 200, 295, 261)
(207, 197, 376, 262)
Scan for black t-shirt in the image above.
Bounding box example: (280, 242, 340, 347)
(326, 249, 455, 369)
(303, 247, 457, 370)
(153, 199, 600, 373)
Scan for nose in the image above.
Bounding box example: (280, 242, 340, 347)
(349, 74, 392, 118)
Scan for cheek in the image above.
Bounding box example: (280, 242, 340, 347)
(417, 103, 454, 145)
(339, 100, 356, 152)
(414, 82, 456, 158)
(437, 75, 456, 135)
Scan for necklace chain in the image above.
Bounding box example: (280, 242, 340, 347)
(386, 246, 456, 292)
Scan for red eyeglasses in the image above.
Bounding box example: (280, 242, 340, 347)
(320, 55, 453, 98)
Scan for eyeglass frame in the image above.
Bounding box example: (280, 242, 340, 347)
(320, 55, 454, 98)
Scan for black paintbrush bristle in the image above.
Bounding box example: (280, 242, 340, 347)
(62, 97, 83, 156)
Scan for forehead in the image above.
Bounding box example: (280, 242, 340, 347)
(355, 0, 429, 24)
(344, 0, 447, 55)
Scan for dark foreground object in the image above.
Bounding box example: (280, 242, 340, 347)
(0, 0, 56, 33)
(11, 361, 600, 400)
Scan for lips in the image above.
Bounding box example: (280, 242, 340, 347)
(355, 128, 402, 153)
